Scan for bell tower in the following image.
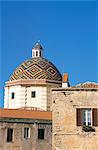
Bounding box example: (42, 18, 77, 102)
(32, 42, 43, 58)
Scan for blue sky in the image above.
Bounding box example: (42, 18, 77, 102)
(0, 1, 97, 107)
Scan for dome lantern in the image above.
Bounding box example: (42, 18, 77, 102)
(32, 42, 43, 58)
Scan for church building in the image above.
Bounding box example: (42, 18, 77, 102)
(4, 42, 64, 111)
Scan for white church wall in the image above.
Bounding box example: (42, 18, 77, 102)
(26, 86, 47, 110)
(4, 85, 26, 108)
(4, 86, 9, 108)
(4, 85, 48, 110)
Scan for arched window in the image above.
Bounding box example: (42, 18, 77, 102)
(36, 51, 38, 57)
(40, 51, 41, 57)
(33, 52, 35, 57)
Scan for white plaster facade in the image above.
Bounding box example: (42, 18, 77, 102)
(4, 80, 61, 110)
(4, 85, 48, 110)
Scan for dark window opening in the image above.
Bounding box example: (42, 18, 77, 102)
(7, 128, 13, 142)
(36, 51, 38, 57)
(38, 129, 44, 140)
(40, 51, 41, 57)
(31, 91, 36, 98)
(11, 92, 15, 99)
(33, 52, 35, 56)
(24, 128, 30, 139)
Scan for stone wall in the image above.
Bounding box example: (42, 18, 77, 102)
(0, 120, 52, 150)
(52, 90, 98, 150)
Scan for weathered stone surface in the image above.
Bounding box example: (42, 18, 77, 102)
(52, 89, 98, 150)
(0, 121, 52, 150)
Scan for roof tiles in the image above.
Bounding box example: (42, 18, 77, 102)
(0, 108, 52, 120)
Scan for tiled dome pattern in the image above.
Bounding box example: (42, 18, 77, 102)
(9, 57, 62, 81)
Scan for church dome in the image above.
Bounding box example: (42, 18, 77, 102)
(9, 57, 62, 81)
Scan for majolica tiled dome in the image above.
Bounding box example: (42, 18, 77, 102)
(9, 57, 62, 81)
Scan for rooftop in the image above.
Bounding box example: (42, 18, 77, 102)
(72, 81, 98, 88)
(33, 42, 43, 50)
(52, 82, 98, 91)
(0, 108, 52, 121)
(9, 57, 62, 82)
